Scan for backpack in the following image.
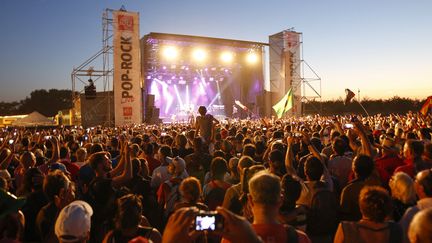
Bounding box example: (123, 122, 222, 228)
(163, 180, 182, 218)
(205, 181, 230, 210)
(306, 187, 340, 236)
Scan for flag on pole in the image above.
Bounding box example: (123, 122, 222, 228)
(344, 89, 356, 105)
(234, 100, 248, 111)
(272, 88, 293, 118)
(420, 96, 432, 116)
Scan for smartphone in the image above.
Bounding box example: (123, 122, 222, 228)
(44, 136, 51, 140)
(344, 124, 354, 129)
(0, 138, 3, 142)
(161, 132, 167, 136)
(36, 132, 40, 135)
(263, 127, 267, 131)
(194, 212, 224, 231)
(84, 135, 88, 141)
(8, 139, 14, 145)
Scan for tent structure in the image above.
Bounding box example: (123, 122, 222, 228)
(12, 111, 55, 127)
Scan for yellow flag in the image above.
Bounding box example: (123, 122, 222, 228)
(272, 88, 293, 118)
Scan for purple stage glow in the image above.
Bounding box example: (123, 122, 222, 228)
(142, 33, 265, 121)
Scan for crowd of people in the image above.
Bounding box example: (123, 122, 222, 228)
(1, 105, 432, 243)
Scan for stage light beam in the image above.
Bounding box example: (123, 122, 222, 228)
(162, 46, 178, 60)
(173, 84, 184, 110)
(193, 49, 207, 62)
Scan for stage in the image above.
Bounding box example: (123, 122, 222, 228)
(141, 32, 267, 123)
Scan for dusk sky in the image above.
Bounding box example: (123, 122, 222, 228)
(1, 0, 431, 102)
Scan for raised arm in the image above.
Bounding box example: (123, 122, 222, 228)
(353, 119, 372, 157)
(112, 142, 133, 188)
(285, 136, 298, 176)
(110, 140, 126, 177)
(301, 131, 334, 191)
(47, 137, 59, 164)
(0, 149, 13, 170)
(346, 129, 360, 153)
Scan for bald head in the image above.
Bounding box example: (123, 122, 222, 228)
(409, 208, 432, 243)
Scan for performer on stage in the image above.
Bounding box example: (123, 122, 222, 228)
(187, 107, 195, 125)
(232, 105, 238, 118)
(194, 106, 219, 144)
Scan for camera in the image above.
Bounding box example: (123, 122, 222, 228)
(194, 211, 224, 231)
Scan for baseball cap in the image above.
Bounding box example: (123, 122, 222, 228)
(55, 200, 93, 242)
(49, 162, 70, 175)
(172, 156, 186, 174)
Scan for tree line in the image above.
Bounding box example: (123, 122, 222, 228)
(0, 89, 428, 117)
(304, 96, 427, 116)
(0, 89, 74, 117)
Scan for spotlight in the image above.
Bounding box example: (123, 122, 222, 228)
(246, 52, 258, 64)
(162, 46, 178, 60)
(193, 48, 207, 62)
(221, 51, 233, 63)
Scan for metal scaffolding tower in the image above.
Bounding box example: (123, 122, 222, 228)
(71, 9, 114, 126)
(269, 29, 322, 116)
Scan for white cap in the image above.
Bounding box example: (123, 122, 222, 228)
(55, 200, 93, 242)
(172, 156, 186, 174)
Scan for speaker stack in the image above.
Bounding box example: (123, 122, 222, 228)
(145, 94, 160, 124)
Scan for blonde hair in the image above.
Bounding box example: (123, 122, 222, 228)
(76, 148, 87, 162)
(389, 172, 416, 204)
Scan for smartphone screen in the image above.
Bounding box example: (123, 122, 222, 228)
(344, 124, 354, 129)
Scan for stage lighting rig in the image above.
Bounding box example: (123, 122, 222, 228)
(246, 52, 258, 64)
(220, 51, 233, 63)
(162, 46, 178, 60)
(192, 48, 207, 62)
